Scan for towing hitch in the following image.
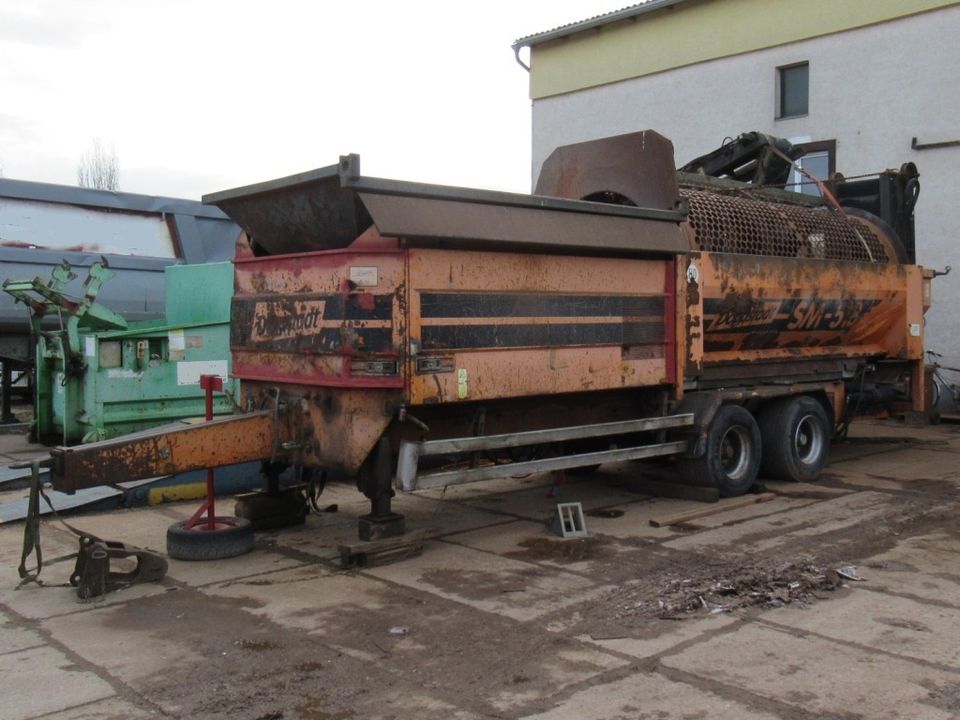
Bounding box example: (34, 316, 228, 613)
(70, 535, 168, 600)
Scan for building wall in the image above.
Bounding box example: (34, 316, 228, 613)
(529, 6, 960, 363)
(528, 0, 954, 100)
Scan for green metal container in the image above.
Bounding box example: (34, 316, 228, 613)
(35, 262, 238, 444)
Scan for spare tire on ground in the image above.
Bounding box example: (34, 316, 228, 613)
(166, 517, 254, 561)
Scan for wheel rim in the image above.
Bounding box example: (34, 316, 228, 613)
(794, 414, 824, 465)
(720, 425, 751, 480)
(183, 516, 245, 532)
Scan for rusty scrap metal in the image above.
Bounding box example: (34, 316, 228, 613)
(71, 534, 168, 600)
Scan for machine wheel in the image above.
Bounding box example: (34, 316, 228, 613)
(166, 517, 254, 561)
(759, 396, 830, 482)
(679, 404, 761, 497)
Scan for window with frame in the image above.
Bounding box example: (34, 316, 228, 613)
(777, 62, 809, 119)
(787, 139, 836, 197)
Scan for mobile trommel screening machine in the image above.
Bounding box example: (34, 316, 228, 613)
(46, 131, 930, 552)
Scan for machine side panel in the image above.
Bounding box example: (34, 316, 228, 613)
(231, 240, 406, 389)
(406, 248, 676, 405)
(697, 252, 919, 367)
(228, 234, 406, 474)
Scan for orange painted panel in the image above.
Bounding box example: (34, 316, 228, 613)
(696, 253, 921, 366)
(406, 248, 674, 405)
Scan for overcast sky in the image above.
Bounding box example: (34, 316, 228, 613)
(0, 1, 622, 199)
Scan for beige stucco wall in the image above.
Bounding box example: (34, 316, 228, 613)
(529, 0, 958, 99)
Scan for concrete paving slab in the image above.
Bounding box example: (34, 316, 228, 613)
(859, 532, 960, 606)
(0, 514, 174, 618)
(356, 690, 483, 720)
(555, 497, 677, 540)
(685, 496, 816, 529)
(1, 420, 959, 718)
(39, 590, 226, 684)
(366, 539, 617, 622)
(581, 613, 740, 659)
(1, 570, 170, 621)
(1, 645, 116, 720)
(555, 492, 810, 539)
(846, 420, 960, 442)
(868, 530, 960, 567)
(520, 670, 782, 720)
(39, 697, 156, 720)
(201, 563, 384, 634)
(763, 480, 851, 498)
(863, 568, 960, 607)
(260, 512, 368, 562)
(206, 561, 626, 717)
(441, 518, 634, 576)
(0, 612, 45, 654)
(166, 548, 307, 587)
(489, 646, 627, 713)
(826, 472, 907, 491)
(663, 621, 960, 720)
(456, 476, 648, 522)
(397, 491, 523, 537)
(766, 589, 960, 667)
(663, 491, 891, 553)
(0, 519, 79, 570)
(50, 506, 177, 555)
(259, 496, 510, 565)
(830, 448, 960, 481)
(0, 520, 78, 598)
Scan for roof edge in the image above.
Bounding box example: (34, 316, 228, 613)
(0, 177, 230, 219)
(512, 0, 688, 49)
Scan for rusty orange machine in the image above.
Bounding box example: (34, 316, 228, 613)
(47, 131, 931, 549)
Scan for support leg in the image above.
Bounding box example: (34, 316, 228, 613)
(358, 437, 405, 541)
(234, 461, 306, 531)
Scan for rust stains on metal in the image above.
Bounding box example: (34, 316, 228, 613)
(406, 248, 673, 405)
(51, 413, 277, 493)
(696, 253, 921, 364)
(535, 130, 682, 213)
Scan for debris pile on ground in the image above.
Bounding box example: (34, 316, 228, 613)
(659, 562, 850, 617)
(607, 560, 853, 622)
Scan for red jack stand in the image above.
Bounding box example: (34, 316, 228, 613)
(165, 374, 254, 561)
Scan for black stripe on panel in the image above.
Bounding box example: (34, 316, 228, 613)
(420, 293, 664, 319)
(702, 298, 883, 335)
(232, 294, 393, 322)
(235, 327, 393, 353)
(421, 322, 664, 350)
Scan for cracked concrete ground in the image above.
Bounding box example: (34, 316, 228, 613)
(1, 418, 960, 720)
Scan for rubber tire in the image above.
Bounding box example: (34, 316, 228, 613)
(166, 517, 254, 561)
(678, 404, 761, 497)
(758, 396, 830, 482)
